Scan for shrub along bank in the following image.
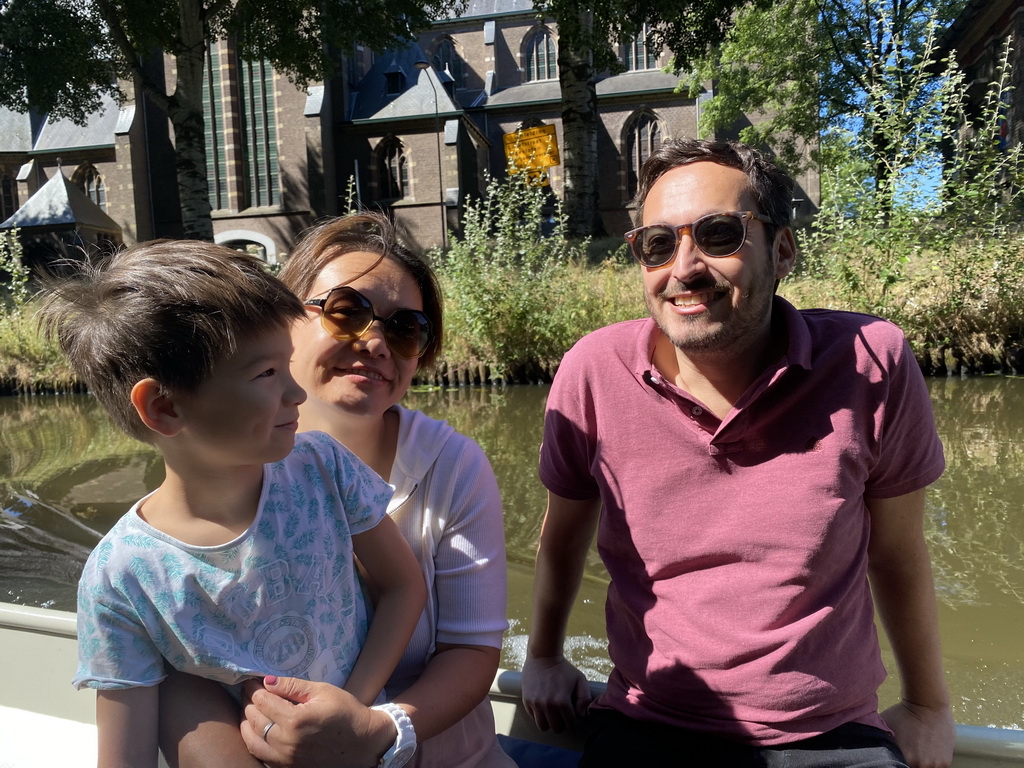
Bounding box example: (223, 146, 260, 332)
(4, 176, 1024, 393)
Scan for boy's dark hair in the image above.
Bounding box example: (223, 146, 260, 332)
(279, 211, 444, 367)
(38, 239, 305, 443)
(633, 138, 795, 238)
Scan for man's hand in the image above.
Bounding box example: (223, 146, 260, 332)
(240, 676, 395, 768)
(521, 655, 592, 734)
(881, 699, 956, 768)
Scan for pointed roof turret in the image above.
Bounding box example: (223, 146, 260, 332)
(0, 168, 120, 235)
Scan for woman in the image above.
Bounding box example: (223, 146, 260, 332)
(159, 213, 514, 768)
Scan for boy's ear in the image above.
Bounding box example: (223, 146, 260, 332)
(130, 378, 183, 437)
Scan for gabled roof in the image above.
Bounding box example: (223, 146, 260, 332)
(0, 169, 120, 234)
(0, 107, 34, 153)
(438, 0, 534, 21)
(350, 46, 461, 123)
(0, 93, 120, 156)
(482, 70, 682, 108)
(33, 93, 121, 153)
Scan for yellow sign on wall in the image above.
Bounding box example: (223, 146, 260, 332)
(503, 125, 560, 176)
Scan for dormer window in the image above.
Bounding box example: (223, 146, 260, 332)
(385, 59, 406, 95)
(623, 24, 659, 71)
(433, 37, 464, 89)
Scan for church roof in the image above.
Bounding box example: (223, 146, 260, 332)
(33, 93, 120, 152)
(0, 107, 34, 153)
(350, 46, 461, 123)
(439, 0, 534, 20)
(0, 168, 121, 234)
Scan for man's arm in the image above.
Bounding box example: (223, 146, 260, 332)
(867, 488, 955, 768)
(522, 491, 601, 733)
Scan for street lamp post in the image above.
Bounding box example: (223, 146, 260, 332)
(414, 59, 447, 249)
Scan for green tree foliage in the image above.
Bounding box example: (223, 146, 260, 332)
(0, 0, 456, 239)
(534, 0, 747, 237)
(690, 0, 967, 179)
(793, 30, 1024, 368)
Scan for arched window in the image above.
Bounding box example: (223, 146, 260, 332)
(524, 29, 557, 82)
(433, 37, 464, 89)
(623, 24, 660, 71)
(626, 112, 661, 198)
(74, 163, 107, 212)
(377, 137, 408, 201)
(0, 174, 17, 221)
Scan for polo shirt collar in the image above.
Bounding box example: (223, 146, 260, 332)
(775, 295, 813, 371)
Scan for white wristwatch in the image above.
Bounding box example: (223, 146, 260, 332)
(372, 702, 417, 768)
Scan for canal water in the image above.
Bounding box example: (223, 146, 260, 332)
(1, 379, 1022, 729)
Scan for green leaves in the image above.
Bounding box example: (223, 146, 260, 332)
(431, 173, 642, 380)
(0, 0, 121, 123)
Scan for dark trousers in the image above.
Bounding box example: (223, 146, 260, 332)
(579, 710, 908, 768)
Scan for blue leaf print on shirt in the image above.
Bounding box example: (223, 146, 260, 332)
(126, 533, 164, 550)
(127, 555, 157, 588)
(284, 506, 300, 540)
(293, 529, 317, 552)
(94, 539, 115, 570)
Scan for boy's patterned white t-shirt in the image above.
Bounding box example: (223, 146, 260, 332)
(73, 430, 393, 691)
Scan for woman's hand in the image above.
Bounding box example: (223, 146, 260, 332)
(241, 676, 396, 768)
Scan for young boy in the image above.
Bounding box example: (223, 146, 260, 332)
(39, 240, 426, 768)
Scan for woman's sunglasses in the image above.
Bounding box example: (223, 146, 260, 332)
(304, 286, 432, 359)
(624, 210, 773, 268)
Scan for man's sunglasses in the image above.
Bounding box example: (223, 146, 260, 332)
(624, 211, 773, 268)
(304, 286, 432, 359)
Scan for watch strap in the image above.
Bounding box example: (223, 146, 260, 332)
(372, 702, 416, 768)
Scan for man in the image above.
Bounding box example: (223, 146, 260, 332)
(522, 139, 954, 768)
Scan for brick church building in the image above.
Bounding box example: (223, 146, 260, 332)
(0, 0, 827, 258)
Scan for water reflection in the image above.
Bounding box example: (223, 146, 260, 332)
(1, 380, 1023, 728)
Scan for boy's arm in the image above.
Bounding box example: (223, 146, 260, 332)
(96, 687, 160, 768)
(346, 514, 427, 705)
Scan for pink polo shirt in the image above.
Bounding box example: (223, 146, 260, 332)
(538, 298, 944, 746)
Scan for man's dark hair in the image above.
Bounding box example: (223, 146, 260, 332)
(633, 139, 795, 237)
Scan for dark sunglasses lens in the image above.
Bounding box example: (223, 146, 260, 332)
(385, 311, 431, 358)
(693, 214, 746, 256)
(322, 289, 373, 339)
(637, 227, 678, 266)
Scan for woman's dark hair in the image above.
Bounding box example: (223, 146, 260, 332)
(279, 212, 444, 368)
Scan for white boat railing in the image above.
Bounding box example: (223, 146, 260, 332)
(1, 602, 1022, 767)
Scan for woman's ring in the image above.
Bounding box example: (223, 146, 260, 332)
(262, 720, 276, 741)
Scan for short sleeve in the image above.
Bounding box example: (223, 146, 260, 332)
(303, 431, 392, 534)
(538, 342, 601, 501)
(431, 435, 508, 649)
(73, 538, 165, 690)
(865, 335, 945, 498)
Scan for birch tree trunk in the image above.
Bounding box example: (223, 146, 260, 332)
(557, 10, 603, 238)
(168, 0, 213, 240)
